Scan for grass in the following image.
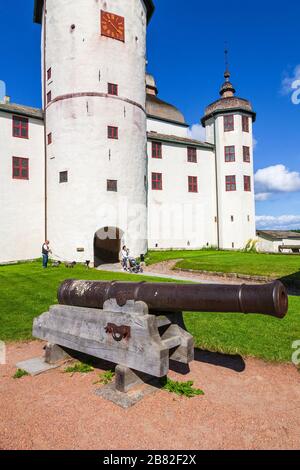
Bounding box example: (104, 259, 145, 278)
(64, 362, 94, 374)
(0, 260, 299, 363)
(13, 369, 29, 379)
(94, 370, 115, 385)
(162, 378, 204, 398)
(146, 249, 300, 281)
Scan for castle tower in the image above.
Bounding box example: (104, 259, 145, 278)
(201, 61, 256, 249)
(34, 0, 155, 265)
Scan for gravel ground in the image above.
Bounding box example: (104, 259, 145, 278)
(0, 341, 299, 450)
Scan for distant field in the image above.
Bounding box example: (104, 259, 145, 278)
(0, 261, 299, 363)
(146, 250, 300, 281)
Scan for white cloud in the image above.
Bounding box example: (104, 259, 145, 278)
(188, 123, 206, 142)
(255, 165, 300, 200)
(281, 64, 300, 95)
(256, 215, 300, 230)
(253, 136, 258, 149)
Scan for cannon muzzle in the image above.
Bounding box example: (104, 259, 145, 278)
(58, 280, 288, 319)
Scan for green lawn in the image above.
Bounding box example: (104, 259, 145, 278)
(146, 249, 300, 281)
(0, 261, 299, 363)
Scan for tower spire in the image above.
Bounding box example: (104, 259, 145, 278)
(220, 46, 236, 98)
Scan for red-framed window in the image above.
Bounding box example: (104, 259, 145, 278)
(47, 68, 52, 81)
(59, 171, 68, 183)
(224, 114, 234, 132)
(47, 133, 52, 145)
(152, 172, 162, 190)
(187, 147, 197, 163)
(188, 176, 198, 193)
(107, 180, 118, 192)
(244, 175, 251, 192)
(12, 115, 29, 139)
(226, 175, 236, 191)
(47, 91, 52, 104)
(225, 145, 235, 162)
(243, 146, 250, 162)
(152, 142, 162, 159)
(242, 115, 249, 133)
(12, 157, 29, 180)
(108, 83, 118, 96)
(108, 126, 118, 139)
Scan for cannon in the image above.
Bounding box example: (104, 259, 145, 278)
(33, 280, 288, 391)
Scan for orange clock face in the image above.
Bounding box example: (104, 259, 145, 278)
(101, 11, 125, 42)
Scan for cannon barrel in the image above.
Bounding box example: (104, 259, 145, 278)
(57, 280, 288, 319)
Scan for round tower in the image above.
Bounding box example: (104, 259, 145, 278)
(201, 62, 256, 250)
(34, 0, 155, 265)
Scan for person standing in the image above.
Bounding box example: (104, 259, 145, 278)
(42, 241, 52, 268)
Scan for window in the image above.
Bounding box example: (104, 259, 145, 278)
(108, 126, 118, 139)
(231, 216, 234, 222)
(244, 175, 251, 192)
(108, 83, 118, 96)
(47, 68, 52, 81)
(47, 133, 52, 145)
(242, 115, 249, 133)
(226, 175, 236, 191)
(243, 146, 250, 162)
(12, 157, 29, 180)
(12, 115, 29, 139)
(224, 115, 234, 132)
(59, 171, 68, 183)
(225, 146, 235, 162)
(152, 172, 162, 190)
(152, 142, 162, 159)
(187, 147, 197, 163)
(107, 179, 118, 192)
(47, 91, 52, 104)
(188, 176, 198, 193)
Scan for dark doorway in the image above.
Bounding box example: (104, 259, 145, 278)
(94, 227, 123, 267)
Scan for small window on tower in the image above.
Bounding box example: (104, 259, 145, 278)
(225, 146, 235, 162)
(107, 179, 118, 192)
(47, 91, 52, 104)
(47, 68, 52, 81)
(108, 83, 118, 96)
(242, 116, 249, 133)
(152, 172, 162, 190)
(108, 126, 118, 139)
(243, 146, 250, 162)
(226, 175, 236, 191)
(12, 116, 29, 139)
(59, 171, 68, 183)
(12, 157, 29, 180)
(188, 176, 198, 193)
(187, 147, 197, 163)
(244, 175, 251, 192)
(224, 115, 234, 132)
(47, 133, 52, 145)
(152, 142, 162, 159)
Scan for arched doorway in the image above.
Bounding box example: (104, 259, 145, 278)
(94, 227, 123, 267)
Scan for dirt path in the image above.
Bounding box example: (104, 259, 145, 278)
(0, 341, 299, 450)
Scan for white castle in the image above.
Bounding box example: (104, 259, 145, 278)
(0, 0, 256, 265)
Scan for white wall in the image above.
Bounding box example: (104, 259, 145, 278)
(147, 140, 218, 249)
(44, 0, 148, 262)
(147, 117, 189, 138)
(211, 112, 256, 249)
(0, 111, 44, 263)
(257, 237, 300, 253)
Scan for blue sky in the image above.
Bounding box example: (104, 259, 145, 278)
(0, 0, 299, 229)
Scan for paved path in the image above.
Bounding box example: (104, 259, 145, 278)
(0, 341, 299, 450)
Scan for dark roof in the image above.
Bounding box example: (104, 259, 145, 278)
(146, 94, 187, 126)
(257, 230, 300, 241)
(201, 96, 256, 125)
(147, 132, 215, 149)
(0, 102, 43, 120)
(34, 0, 155, 23)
